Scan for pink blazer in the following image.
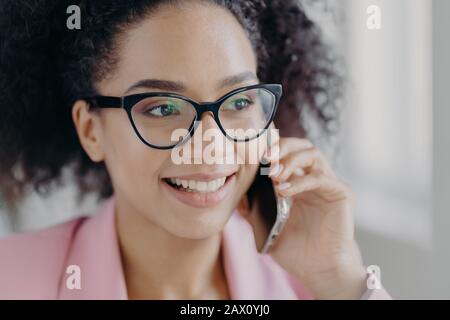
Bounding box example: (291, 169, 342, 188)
(0, 196, 391, 299)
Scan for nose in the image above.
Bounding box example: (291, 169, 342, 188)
(199, 111, 220, 131)
(186, 111, 233, 164)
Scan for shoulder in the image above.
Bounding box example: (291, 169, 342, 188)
(0, 216, 87, 299)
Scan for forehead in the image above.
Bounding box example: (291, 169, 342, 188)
(107, 2, 257, 98)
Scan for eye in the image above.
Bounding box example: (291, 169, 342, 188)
(144, 103, 181, 117)
(224, 96, 254, 111)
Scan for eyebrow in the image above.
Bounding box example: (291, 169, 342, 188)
(124, 71, 259, 94)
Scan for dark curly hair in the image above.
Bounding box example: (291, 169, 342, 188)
(0, 0, 343, 209)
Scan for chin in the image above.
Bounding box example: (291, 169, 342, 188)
(163, 207, 234, 240)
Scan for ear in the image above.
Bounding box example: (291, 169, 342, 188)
(72, 100, 105, 162)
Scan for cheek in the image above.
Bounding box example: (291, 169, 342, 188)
(234, 139, 263, 197)
(101, 113, 168, 197)
(240, 163, 259, 190)
(235, 136, 267, 165)
(108, 146, 165, 192)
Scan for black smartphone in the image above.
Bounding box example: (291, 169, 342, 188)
(246, 162, 291, 254)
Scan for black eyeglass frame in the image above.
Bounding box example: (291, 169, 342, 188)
(84, 83, 282, 150)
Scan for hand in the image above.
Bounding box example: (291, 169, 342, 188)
(252, 131, 367, 299)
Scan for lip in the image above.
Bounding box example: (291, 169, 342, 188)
(161, 173, 236, 208)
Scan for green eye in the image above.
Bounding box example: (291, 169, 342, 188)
(146, 103, 181, 117)
(225, 97, 253, 111)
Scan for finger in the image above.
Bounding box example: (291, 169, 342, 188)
(272, 148, 333, 182)
(269, 162, 304, 178)
(266, 138, 313, 176)
(268, 162, 284, 177)
(275, 169, 352, 203)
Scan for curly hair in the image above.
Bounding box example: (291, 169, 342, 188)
(0, 0, 343, 209)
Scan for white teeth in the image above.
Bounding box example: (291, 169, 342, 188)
(207, 180, 216, 191)
(168, 176, 229, 193)
(197, 181, 207, 192)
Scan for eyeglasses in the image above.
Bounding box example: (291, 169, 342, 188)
(84, 83, 282, 150)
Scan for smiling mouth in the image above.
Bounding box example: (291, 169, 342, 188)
(162, 173, 236, 193)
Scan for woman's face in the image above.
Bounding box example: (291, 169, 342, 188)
(74, 2, 266, 239)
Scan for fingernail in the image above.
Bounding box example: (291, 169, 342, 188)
(294, 168, 305, 176)
(268, 165, 277, 176)
(277, 182, 291, 190)
(270, 164, 283, 177)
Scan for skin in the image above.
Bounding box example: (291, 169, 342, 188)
(71, 2, 367, 299)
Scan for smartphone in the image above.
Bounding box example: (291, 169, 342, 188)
(246, 162, 292, 254)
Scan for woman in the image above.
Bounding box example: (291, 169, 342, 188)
(0, 0, 390, 299)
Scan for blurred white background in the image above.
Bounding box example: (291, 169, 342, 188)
(309, 0, 449, 299)
(1, 0, 449, 299)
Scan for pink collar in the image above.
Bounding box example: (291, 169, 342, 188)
(58, 196, 310, 299)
